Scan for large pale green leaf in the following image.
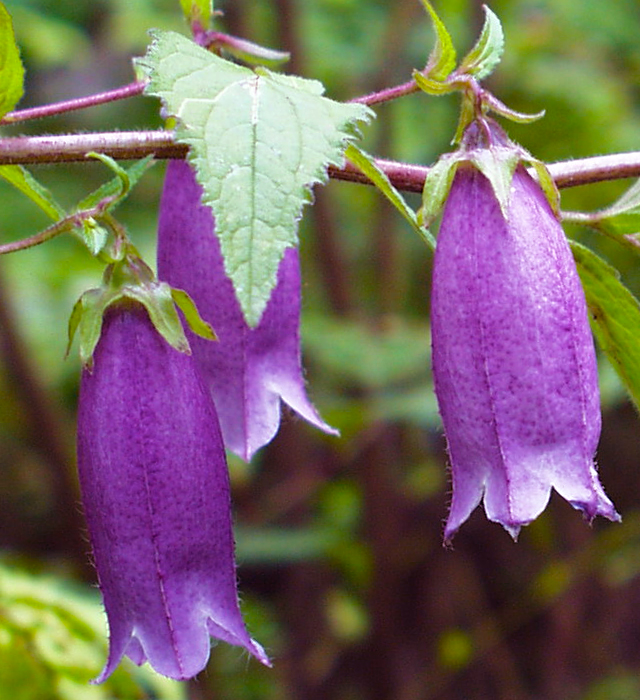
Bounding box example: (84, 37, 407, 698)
(571, 241, 640, 409)
(0, 1, 23, 117)
(137, 30, 372, 325)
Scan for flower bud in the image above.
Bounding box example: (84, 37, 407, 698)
(157, 160, 337, 461)
(77, 302, 269, 681)
(431, 162, 620, 541)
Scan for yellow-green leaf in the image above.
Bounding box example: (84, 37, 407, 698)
(0, 2, 24, 117)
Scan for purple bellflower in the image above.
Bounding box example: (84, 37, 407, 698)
(431, 139, 620, 541)
(77, 302, 270, 681)
(157, 160, 337, 461)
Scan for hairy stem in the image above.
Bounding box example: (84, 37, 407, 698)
(0, 82, 147, 125)
(0, 130, 639, 192)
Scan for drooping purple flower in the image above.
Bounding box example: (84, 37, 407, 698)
(77, 303, 269, 682)
(431, 163, 620, 541)
(157, 160, 337, 461)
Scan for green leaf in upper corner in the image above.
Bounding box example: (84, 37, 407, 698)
(0, 165, 65, 221)
(458, 5, 504, 80)
(179, 0, 212, 29)
(419, 0, 456, 81)
(571, 241, 640, 410)
(137, 30, 373, 326)
(345, 144, 434, 249)
(0, 2, 24, 117)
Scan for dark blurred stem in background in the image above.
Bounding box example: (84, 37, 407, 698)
(0, 262, 87, 569)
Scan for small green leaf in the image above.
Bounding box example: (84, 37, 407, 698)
(171, 287, 216, 340)
(571, 241, 640, 410)
(80, 218, 109, 256)
(458, 5, 504, 80)
(419, 153, 460, 230)
(76, 155, 154, 213)
(0, 2, 24, 117)
(345, 144, 434, 249)
(419, 0, 456, 81)
(0, 165, 65, 220)
(179, 0, 212, 29)
(137, 30, 372, 326)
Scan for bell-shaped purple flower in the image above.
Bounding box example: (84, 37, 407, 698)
(157, 160, 337, 461)
(77, 303, 269, 681)
(431, 163, 620, 541)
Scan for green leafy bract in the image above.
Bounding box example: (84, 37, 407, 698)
(458, 5, 504, 80)
(345, 144, 434, 248)
(571, 241, 640, 410)
(0, 1, 24, 117)
(137, 30, 373, 326)
(419, 0, 456, 81)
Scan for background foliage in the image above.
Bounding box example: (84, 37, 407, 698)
(1, 1, 640, 699)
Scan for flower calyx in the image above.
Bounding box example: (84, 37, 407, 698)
(419, 117, 559, 229)
(68, 245, 215, 367)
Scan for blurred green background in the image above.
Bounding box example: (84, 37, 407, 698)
(1, 1, 640, 699)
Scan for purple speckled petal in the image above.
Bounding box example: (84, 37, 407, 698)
(157, 160, 337, 461)
(431, 165, 619, 541)
(77, 304, 269, 682)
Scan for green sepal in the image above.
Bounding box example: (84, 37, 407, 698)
(451, 93, 477, 145)
(419, 153, 460, 229)
(419, 0, 456, 81)
(528, 157, 560, 216)
(571, 241, 640, 410)
(0, 1, 24, 118)
(469, 146, 521, 220)
(80, 218, 109, 256)
(171, 287, 217, 340)
(483, 92, 546, 125)
(0, 165, 65, 220)
(345, 144, 434, 249)
(214, 34, 290, 68)
(413, 70, 457, 97)
(458, 5, 504, 80)
(68, 249, 212, 367)
(179, 0, 212, 30)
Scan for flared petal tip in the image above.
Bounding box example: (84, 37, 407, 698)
(248, 637, 273, 668)
(443, 516, 523, 545)
(570, 497, 621, 525)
